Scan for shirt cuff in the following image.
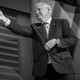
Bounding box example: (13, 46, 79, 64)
(4, 18, 11, 26)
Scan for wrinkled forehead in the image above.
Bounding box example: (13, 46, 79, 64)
(35, 2, 50, 9)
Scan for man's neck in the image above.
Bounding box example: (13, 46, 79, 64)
(42, 17, 52, 24)
(46, 17, 52, 24)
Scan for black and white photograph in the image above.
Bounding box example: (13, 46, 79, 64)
(0, 0, 80, 80)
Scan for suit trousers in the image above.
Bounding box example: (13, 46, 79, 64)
(34, 64, 75, 80)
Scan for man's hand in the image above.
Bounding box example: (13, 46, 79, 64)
(44, 39, 58, 51)
(0, 11, 8, 23)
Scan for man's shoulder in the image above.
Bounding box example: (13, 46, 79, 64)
(55, 18, 69, 23)
(55, 18, 68, 21)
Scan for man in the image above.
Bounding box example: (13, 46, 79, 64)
(0, 2, 78, 80)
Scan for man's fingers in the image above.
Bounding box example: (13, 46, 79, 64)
(0, 11, 3, 16)
(44, 44, 51, 51)
(46, 47, 50, 51)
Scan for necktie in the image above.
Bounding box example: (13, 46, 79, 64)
(43, 23, 49, 38)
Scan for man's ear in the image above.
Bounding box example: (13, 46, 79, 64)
(47, 7, 51, 14)
(47, 7, 50, 12)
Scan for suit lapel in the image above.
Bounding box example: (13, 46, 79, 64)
(33, 18, 57, 44)
(48, 18, 56, 40)
(33, 23, 47, 44)
(38, 24, 48, 42)
(38, 18, 57, 41)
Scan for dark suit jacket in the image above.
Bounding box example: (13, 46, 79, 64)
(6, 18, 78, 77)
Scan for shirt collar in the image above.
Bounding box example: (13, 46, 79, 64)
(45, 17, 52, 24)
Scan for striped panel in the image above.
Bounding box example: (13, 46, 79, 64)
(0, 66, 22, 80)
(0, 24, 19, 73)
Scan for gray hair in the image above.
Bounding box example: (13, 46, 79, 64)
(35, 2, 52, 15)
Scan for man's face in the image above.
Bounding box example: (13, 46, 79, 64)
(35, 5, 50, 22)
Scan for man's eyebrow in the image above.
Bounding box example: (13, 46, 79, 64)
(35, 8, 42, 11)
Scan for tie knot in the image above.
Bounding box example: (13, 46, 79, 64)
(43, 22, 49, 26)
(43, 22, 48, 25)
(43, 22, 49, 27)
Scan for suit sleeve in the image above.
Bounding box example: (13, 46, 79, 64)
(5, 19, 34, 38)
(59, 19, 78, 48)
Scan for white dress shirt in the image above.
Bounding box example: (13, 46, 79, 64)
(44, 17, 52, 38)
